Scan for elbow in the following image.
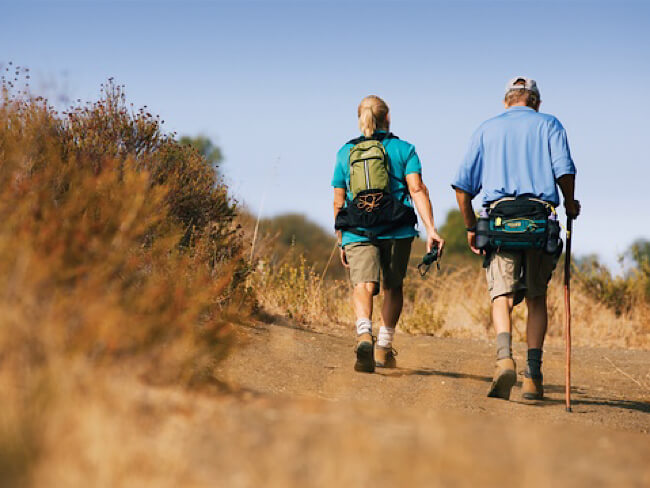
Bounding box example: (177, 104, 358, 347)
(409, 182, 428, 197)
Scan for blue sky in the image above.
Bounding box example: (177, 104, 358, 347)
(3, 0, 649, 267)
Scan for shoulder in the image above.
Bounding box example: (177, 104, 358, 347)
(469, 114, 506, 138)
(537, 112, 566, 131)
(480, 111, 511, 129)
(387, 136, 415, 151)
(385, 137, 417, 163)
(336, 142, 354, 160)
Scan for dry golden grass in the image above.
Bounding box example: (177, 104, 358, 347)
(0, 69, 248, 486)
(253, 257, 650, 350)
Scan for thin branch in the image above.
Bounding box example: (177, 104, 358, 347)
(604, 356, 649, 391)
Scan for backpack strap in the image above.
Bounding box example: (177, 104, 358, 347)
(346, 132, 398, 145)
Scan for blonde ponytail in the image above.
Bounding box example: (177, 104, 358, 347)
(357, 95, 389, 138)
(358, 106, 376, 138)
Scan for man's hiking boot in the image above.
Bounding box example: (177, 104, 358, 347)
(522, 374, 544, 400)
(375, 345, 397, 368)
(487, 358, 517, 400)
(354, 332, 375, 373)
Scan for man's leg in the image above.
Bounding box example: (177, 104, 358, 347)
(525, 294, 547, 350)
(521, 250, 556, 400)
(492, 294, 515, 359)
(486, 252, 523, 400)
(521, 295, 547, 399)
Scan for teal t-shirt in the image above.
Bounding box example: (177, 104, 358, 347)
(331, 131, 422, 246)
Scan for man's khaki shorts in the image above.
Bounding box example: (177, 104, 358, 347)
(345, 238, 413, 291)
(486, 249, 558, 304)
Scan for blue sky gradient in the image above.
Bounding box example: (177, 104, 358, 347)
(3, 0, 649, 267)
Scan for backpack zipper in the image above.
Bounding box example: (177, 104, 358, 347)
(364, 160, 370, 189)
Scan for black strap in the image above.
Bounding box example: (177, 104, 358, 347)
(482, 248, 493, 268)
(346, 132, 398, 145)
(344, 218, 409, 244)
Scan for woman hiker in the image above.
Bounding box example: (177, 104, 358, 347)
(332, 95, 445, 372)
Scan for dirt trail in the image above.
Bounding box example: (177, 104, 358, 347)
(36, 320, 650, 487)
(215, 321, 650, 487)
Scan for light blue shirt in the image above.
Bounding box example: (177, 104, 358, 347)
(452, 106, 576, 206)
(332, 131, 421, 246)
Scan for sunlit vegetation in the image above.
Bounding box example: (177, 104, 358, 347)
(0, 67, 248, 485)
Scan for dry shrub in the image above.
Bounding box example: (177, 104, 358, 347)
(0, 68, 246, 485)
(256, 256, 650, 349)
(252, 256, 350, 324)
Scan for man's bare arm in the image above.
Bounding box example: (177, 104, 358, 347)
(454, 188, 481, 255)
(556, 174, 581, 218)
(455, 188, 477, 230)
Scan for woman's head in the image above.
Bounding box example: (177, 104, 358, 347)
(357, 95, 390, 138)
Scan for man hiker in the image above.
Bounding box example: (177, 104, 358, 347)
(452, 77, 581, 400)
(333, 95, 445, 373)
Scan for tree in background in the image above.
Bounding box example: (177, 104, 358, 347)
(259, 213, 343, 278)
(180, 135, 223, 171)
(627, 238, 650, 299)
(628, 239, 650, 270)
(438, 209, 479, 260)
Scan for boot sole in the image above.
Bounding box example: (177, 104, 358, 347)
(487, 369, 517, 400)
(522, 392, 544, 401)
(375, 360, 396, 369)
(354, 342, 375, 373)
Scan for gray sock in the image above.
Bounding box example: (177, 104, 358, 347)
(527, 348, 543, 378)
(496, 332, 512, 360)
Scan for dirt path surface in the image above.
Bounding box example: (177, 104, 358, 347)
(36, 321, 650, 487)
(216, 322, 650, 487)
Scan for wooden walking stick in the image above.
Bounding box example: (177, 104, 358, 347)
(564, 218, 574, 412)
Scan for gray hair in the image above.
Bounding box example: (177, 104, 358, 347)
(504, 88, 540, 109)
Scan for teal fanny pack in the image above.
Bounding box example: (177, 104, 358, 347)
(475, 197, 561, 255)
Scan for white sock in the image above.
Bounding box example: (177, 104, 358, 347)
(356, 318, 372, 336)
(377, 326, 395, 348)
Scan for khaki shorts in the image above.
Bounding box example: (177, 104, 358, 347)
(486, 250, 558, 304)
(345, 238, 413, 291)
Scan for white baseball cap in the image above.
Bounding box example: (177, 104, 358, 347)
(505, 76, 540, 97)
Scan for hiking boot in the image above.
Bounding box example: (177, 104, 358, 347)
(354, 332, 375, 373)
(522, 374, 544, 400)
(487, 358, 517, 400)
(375, 345, 397, 368)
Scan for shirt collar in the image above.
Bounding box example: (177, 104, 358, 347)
(506, 106, 535, 112)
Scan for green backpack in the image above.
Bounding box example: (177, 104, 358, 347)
(334, 132, 418, 241)
(348, 139, 390, 200)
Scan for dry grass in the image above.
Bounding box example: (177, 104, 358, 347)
(252, 256, 351, 325)
(253, 256, 650, 350)
(0, 68, 248, 486)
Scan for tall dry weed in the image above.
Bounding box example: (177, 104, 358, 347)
(252, 256, 350, 324)
(256, 255, 649, 349)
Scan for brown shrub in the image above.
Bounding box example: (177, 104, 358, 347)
(0, 69, 247, 484)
